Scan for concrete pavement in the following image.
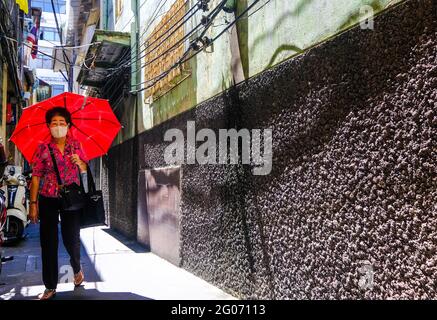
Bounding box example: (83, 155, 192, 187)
(0, 224, 235, 300)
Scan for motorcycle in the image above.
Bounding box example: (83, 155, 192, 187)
(0, 189, 12, 276)
(0, 140, 13, 276)
(1, 165, 31, 243)
(0, 187, 6, 273)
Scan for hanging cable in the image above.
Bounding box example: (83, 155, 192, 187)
(125, 5, 202, 73)
(130, 0, 224, 73)
(130, 0, 228, 89)
(138, 0, 170, 42)
(119, 0, 152, 31)
(106, 0, 176, 73)
(0, 33, 75, 67)
(50, 0, 71, 67)
(1, 32, 100, 74)
(137, 0, 196, 53)
(88, 0, 226, 97)
(112, 0, 170, 69)
(130, 0, 263, 94)
(106, 0, 208, 76)
(106, 0, 224, 80)
(53, 42, 102, 49)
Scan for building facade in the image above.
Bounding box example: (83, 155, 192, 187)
(1, 0, 36, 167)
(67, 0, 436, 299)
(30, 0, 69, 99)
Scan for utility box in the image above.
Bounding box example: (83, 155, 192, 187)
(137, 167, 181, 266)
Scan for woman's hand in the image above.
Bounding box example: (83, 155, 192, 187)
(29, 176, 40, 224)
(29, 203, 39, 224)
(71, 154, 87, 172)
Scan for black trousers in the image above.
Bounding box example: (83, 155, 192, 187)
(38, 195, 81, 290)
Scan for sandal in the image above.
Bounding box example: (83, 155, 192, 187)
(74, 270, 84, 287)
(38, 289, 56, 300)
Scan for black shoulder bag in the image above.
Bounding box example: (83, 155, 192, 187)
(48, 145, 86, 211)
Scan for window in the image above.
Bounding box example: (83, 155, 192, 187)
(35, 53, 53, 69)
(51, 84, 65, 97)
(115, 0, 123, 21)
(32, 0, 66, 14)
(40, 26, 60, 42)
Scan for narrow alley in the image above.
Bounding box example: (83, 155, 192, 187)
(0, 224, 235, 300)
(0, 0, 436, 304)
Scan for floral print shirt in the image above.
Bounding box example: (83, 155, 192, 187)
(31, 136, 88, 198)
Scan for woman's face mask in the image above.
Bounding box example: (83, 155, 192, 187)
(50, 125, 68, 138)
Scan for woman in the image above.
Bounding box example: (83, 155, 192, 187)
(28, 107, 88, 300)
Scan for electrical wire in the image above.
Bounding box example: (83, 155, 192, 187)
(112, 0, 170, 69)
(130, 0, 225, 73)
(119, 0, 151, 31)
(3, 38, 101, 50)
(130, 0, 228, 89)
(53, 42, 102, 49)
(246, 0, 272, 19)
(0, 33, 17, 43)
(126, 5, 202, 73)
(137, 0, 172, 46)
(130, 0, 263, 94)
(212, 0, 272, 28)
(105, 0, 224, 81)
(0, 0, 16, 32)
(51, 0, 70, 65)
(84, 0, 265, 97)
(51, 0, 72, 91)
(111, 0, 176, 72)
(102, 0, 202, 99)
(138, 0, 169, 43)
(0, 33, 75, 67)
(1, 32, 102, 74)
(136, 0, 198, 63)
(107, 0, 200, 75)
(137, 0, 193, 52)
(0, 7, 22, 99)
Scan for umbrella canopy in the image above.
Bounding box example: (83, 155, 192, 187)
(10, 92, 121, 162)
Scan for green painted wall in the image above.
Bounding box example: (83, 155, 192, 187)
(241, 0, 400, 77)
(113, 0, 403, 144)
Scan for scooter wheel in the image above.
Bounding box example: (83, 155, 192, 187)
(4, 216, 24, 243)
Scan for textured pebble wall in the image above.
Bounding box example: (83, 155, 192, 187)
(111, 0, 436, 299)
(234, 0, 437, 299)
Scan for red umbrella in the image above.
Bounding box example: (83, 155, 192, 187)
(10, 92, 121, 162)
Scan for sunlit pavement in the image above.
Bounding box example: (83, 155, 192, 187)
(0, 224, 235, 300)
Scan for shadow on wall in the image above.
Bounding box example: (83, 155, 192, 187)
(248, 0, 398, 73)
(180, 0, 436, 299)
(247, 0, 314, 72)
(223, 85, 277, 299)
(234, 0, 436, 299)
(337, 0, 393, 32)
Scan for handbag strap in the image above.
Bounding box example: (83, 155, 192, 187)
(47, 145, 64, 187)
(48, 143, 97, 193)
(86, 165, 97, 194)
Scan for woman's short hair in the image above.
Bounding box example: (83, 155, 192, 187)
(45, 107, 72, 126)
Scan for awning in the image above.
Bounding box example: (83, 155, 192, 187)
(16, 0, 28, 14)
(35, 77, 49, 86)
(77, 30, 130, 88)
